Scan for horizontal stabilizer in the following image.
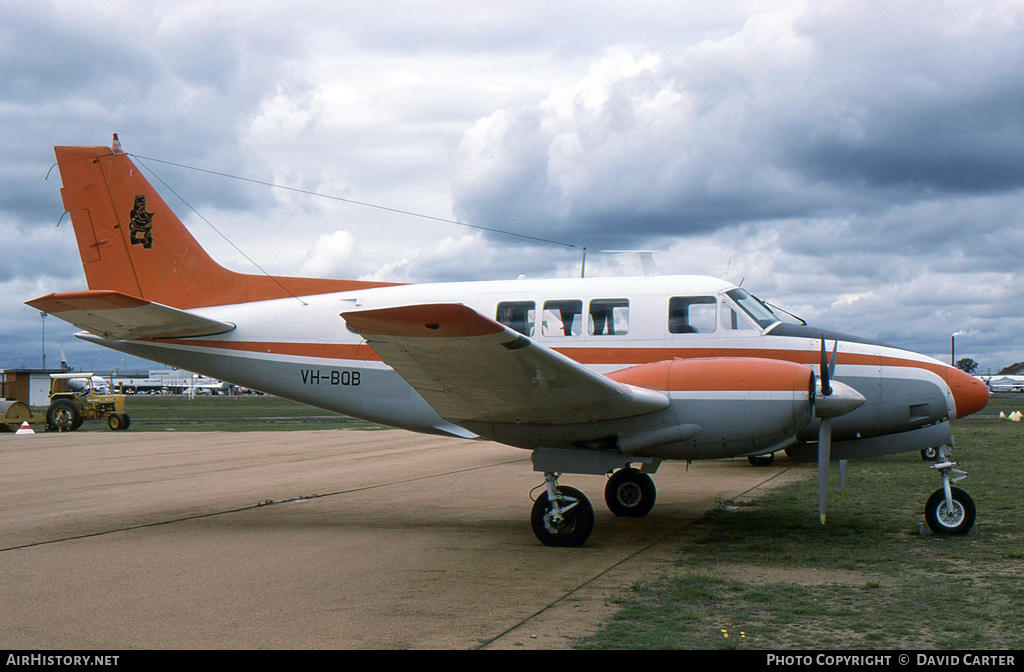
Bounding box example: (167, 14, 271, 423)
(342, 303, 669, 425)
(26, 290, 236, 340)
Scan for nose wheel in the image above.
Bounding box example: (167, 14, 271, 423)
(924, 445, 976, 535)
(925, 487, 976, 535)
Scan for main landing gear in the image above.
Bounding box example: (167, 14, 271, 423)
(531, 474, 595, 547)
(531, 468, 658, 546)
(604, 467, 657, 518)
(924, 445, 976, 536)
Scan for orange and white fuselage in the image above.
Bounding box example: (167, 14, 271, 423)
(51, 273, 987, 462)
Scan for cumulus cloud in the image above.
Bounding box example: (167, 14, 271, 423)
(302, 230, 357, 278)
(453, 2, 1024, 249)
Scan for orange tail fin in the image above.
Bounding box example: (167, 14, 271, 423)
(54, 139, 396, 309)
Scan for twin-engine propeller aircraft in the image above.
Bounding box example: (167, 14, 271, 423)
(28, 137, 990, 546)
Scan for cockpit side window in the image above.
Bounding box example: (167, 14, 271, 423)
(668, 296, 717, 334)
(725, 289, 781, 330)
(496, 301, 535, 336)
(589, 299, 629, 336)
(721, 303, 754, 331)
(542, 300, 583, 337)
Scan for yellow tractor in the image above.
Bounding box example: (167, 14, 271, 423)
(46, 373, 131, 432)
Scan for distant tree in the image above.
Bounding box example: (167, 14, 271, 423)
(955, 358, 979, 375)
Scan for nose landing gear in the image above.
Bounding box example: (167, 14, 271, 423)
(924, 445, 976, 536)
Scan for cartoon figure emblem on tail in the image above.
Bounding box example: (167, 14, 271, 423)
(129, 195, 154, 249)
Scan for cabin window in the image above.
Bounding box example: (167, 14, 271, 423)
(496, 301, 535, 336)
(668, 296, 717, 334)
(542, 300, 583, 337)
(589, 299, 629, 336)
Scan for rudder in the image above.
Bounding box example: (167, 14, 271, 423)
(54, 138, 396, 309)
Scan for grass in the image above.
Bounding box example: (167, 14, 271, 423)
(577, 395, 1024, 650)
(38, 394, 385, 432)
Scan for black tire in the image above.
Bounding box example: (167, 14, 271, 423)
(531, 486, 595, 547)
(107, 413, 123, 431)
(604, 468, 657, 517)
(748, 453, 775, 467)
(921, 446, 939, 461)
(121, 413, 131, 430)
(47, 399, 81, 432)
(925, 487, 976, 535)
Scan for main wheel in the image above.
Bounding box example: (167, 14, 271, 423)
(604, 468, 657, 518)
(925, 487, 976, 535)
(531, 486, 595, 547)
(47, 399, 81, 432)
(748, 453, 775, 467)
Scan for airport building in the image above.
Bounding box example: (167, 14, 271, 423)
(0, 369, 66, 406)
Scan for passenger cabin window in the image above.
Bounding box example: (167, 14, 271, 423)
(496, 301, 535, 336)
(542, 300, 583, 337)
(668, 297, 717, 334)
(589, 299, 629, 336)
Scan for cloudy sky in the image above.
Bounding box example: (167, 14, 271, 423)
(2, 0, 1022, 374)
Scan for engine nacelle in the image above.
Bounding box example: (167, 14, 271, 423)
(608, 357, 816, 460)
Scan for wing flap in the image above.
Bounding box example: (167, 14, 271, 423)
(26, 290, 236, 340)
(342, 303, 668, 425)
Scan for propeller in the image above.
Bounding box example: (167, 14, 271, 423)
(818, 339, 836, 523)
(814, 338, 864, 524)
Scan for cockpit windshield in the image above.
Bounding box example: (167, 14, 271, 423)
(725, 289, 782, 330)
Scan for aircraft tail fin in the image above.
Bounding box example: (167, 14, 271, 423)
(53, 137, 396, 309)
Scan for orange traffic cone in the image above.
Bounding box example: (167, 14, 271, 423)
(15, 422, 35, 435)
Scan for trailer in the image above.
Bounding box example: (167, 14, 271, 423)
(0, 399, 46, 431)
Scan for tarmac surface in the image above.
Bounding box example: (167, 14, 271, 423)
(0, 429, 807, 649)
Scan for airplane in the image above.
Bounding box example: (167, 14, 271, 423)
(66, 374, 111, 395)
(27, 136, 990, 546)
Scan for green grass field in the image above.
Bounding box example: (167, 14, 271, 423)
(61, 394, 384, 432)
(577, 395, 1024, 649)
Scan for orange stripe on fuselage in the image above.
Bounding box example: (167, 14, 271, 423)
(154, 339, 380, 361)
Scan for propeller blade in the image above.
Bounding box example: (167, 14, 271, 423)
(828, 340, 838, 380)
(819, 339, 832, 397)
(818, 416, 832, 524)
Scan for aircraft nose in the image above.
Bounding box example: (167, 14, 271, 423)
(947, 366, 990, 419)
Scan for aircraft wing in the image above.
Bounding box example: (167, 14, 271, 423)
(342, 303, 669, 425)
(26, 290, 236, 340)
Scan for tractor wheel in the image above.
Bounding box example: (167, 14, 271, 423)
(47, 399, 82, 432)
